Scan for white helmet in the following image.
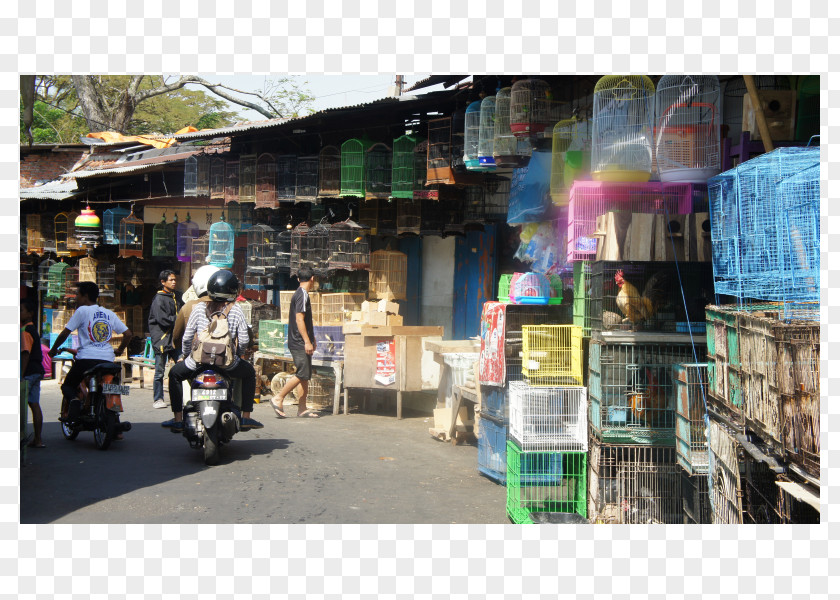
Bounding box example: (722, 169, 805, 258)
(192, 265, 221, 297)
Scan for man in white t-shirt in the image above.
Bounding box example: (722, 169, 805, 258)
(48, 281, 133, 421)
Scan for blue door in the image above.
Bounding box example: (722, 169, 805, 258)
(452, 225, 497, 339)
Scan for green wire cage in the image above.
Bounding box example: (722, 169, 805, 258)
(340, 138, 374, 198)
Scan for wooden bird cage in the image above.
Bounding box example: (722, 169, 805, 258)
(226, 201, 254, 234)
(392, 135, 424, 199)
(152, 215, 175, 257)
(184, 155, 198, 197)
(369, 249, 407, 300)
(103, 207, 130, 245)
(295, 155, 319, 202)
(38, 258, 55, 292)
(277, 155, 297, 203)
(550, 117, 592, 207)
(26, 214, 46, 254)
(396, 198, 421, 235)
(276, 228, 292, 271)
(255, 153, 277, 208)
(97, 263, 116, 298)
(190, 233, 210, 265)
(510, 78, 553, 138)
(328, 220, 371, 271)
(591, 75, 656, 182)
(320, 292, 366, 324)
(377, 198, 398, 237)
(210, 157, 226, 199)
(65, 211, 83, 254)
(78, 256, 97, 283)
(118, 209, 144, 259)
(364, 143, 392, 200)
(239, 154, 258, 203)
(196, 155, 210, 196)
(46, 261, 68, 299)
(357, 199, 379, 236)
(426, 116, 482, 186)
(208, 217, 236, 268)
(176, 216, 200, 262)
(55, 212, 83, 257)
(341, 138, 374, 198)
(246, 224, 279, 275)
(224, 160, 240, 203)
(318, 146, 341, 197)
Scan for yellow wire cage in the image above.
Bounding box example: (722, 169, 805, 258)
(521, 325, 584, 386)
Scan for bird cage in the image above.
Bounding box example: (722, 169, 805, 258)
(196, 155, 210, 196)
(340, 138, 372, 198)
(190, 233, 210, 265)
(289, 223, 309, 275)
(295, 155, 319, 202)
(210, 157, 226, 199)
(427, 116, 454, 183)
(103, 207, 130, 245)
(238, 154, 257, 202)
(96, 263, 116, 298)
(369, 249, 407, 300)
(176, 215, 200, 262)
(462, 185, 486, 224)
(493, 87, 531, 169)
(74, 207, 101, 247)
(723, 76, 791, 143)
(255, 153, 277, 208)
(65, 211, 83, 254)
(276, 155, 297, 203)
(275, 228, 292, 271)
(303, 222, 331, 276)
(674, 363, 710, 476)
(118, 209, 144, 258)
(38, 258, 55, 292)
(63, 265, 79, 302)
(396, 198, 421, 235)
(246, 224, 279, 275)
(464, 100, 489, 171)
(478, 96, 497, 169)
(442, 195, 466, 236)
(508, 381, 588, 452)
(550, 118, 592, 206)
(207, 216, 235, 268)
(655, 75, 721, 183)
(591, 75, 656, 182)
(20, 256, 34, 287)
(419, 198, 445, 236)
(328, 220, 371, 271)
(26, 214, 46, 254)
(224, 160, 240, 203)
(318, 146, 341, 197)
(184, 155, 198, 197)
(152, 215, 175, 257)
(365, 143, 392, 199)
(78, 255, 97, 283)
(510, 78, 553, 138)
(55, 212, 81, 257)
(391, 135, 424, 199)
(320, 293, 366, 324)
(46, 261, 68, 299)
(521, 325, 584, 386)
(226, 201, 254, 234)
(357, 199, 379, 236)
(377, 199, 398, 237)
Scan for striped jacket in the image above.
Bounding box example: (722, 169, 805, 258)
(181, 301, 250, 370)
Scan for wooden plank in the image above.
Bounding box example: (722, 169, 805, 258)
(598, 211, 632, 261)
(624, 213, 655, 261)
(692, 213, 713, 262)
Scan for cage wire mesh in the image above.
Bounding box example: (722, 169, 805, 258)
(224, 160, 240, 203)
(183, 155, 198, 196)
(654, 75, 721, 184)
(506, 441, 587, 523)
(190, 233, 210, 265)
(500, 305, 567, 384)
(566, 181, 693, 262)
(572, 261, 592, 337)
(118, 210, 144, 259)
(493, 87, 532, 168)
(320, 293, 365, 324)
(364, 143, 392, 200)
(294, 155, 319, 202)
(507, 381, 587, 452)
(328, 220, 370, 271)
(152, 215, 175, 257)
(238, 154, 257, 202)
(708, 418, 743, 524)
(392, 135, 423, 199)
(255, 153, 277, 208)
(477, 411, 508, 485)
(210, 157, 225, 199)
(680, 470, 713, 524)
(289, 223, 309, 275)
(196, 155, 210, 196)
(46, 261, 68, 299)
(396, 198, 422, 235)
(275, 228, 292, 271)
(97, 263, 116, 298)
(478, 95, 498, 169)
(510, 78, 554, 138)
(521, 325, 584, 386)
(674, 363, 710, 476)
(589, 337, 701, 445)
(708, 146, 819, 319)
(550, 118, 591, 207)
(591, 75, 656, 182)
(318, 146, 341, 197)
(341, 138, 373, 198)
(464, 100, 494, 172)
(369, 249, 407, 300)
(276, 154, 297, 203)
(103, 207, 130, 245)
(176, 217, 199, 262)
(207, 217, 235, 268)
(246, 224, 279, 275)
(38, 258, 55, 291)
(63, 265, 79, 301)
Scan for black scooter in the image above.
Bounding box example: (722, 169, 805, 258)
(181, 367, 241, 465)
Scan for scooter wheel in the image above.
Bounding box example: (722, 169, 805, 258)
(204, 424, 220, 466)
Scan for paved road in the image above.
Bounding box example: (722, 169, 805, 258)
(20, 379, 508, 524)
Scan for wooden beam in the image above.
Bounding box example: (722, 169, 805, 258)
(742, 75, 775, 153)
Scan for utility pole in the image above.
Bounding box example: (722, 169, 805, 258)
(395, 75, 404, 97)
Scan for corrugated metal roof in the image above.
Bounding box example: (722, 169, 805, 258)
(19, 178, 80, 200)
(62, 149, 202, 179)
(405, 75, 469, 92)
(173, 117, 292, 140)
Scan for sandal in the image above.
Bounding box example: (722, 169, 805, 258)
(298, 410, 320, 418)
(270, 398, 287, 418)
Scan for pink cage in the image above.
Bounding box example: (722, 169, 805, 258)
(565, 181, 694, 262)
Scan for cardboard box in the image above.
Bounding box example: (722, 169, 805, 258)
(387, 314, 403, 326)
(376, 299, 400, 315)
(366, 311, 389, 326)
(742, 90, 797, 142)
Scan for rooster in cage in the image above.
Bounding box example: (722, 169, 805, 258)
(628, 367, 670, 428)
(614, 269, 672, 326)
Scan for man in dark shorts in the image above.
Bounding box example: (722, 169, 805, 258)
(270, 267, 319, 418)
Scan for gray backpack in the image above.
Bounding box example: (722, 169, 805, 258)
(191, 303, 237, 368)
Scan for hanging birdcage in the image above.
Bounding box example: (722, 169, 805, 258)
(493, 87, 529, 168)
(654, 75, 721, 184)
(97, 263, 116, 298)
(427, 116, 454, 183)
(443, 194, 465, 236)
(210, 157, 226, 199)
(176, 215, 200, 262)
(341, 138, 374, 198)
(38, 258, 55, 292)
(152, 215, 175, 257)
(377, 198, 398, 236)
(78, 255, 97, 283)
(255, 153, 277, 208)
(276, 155, 297, 202)
(365, 143, 392, 200)
(295, 155, 319, 202)
(369, 249, 407, 300)
(464, 100, 489, 171)
(74, 207, 101, 247)
(184, 155, 198, 197)
(396, 198, 422, 236)
(392, 135, 424, 199)
(26, 214, 46, 254)
(591, 75, 656, 182)
(246, 224, 279, 275)
(276, 228, 292, 271)
(463, 185, 487, 224)
(328, 220, 371, 271)
(419, 197, 445, 236)
(63, 265, 80, 301)
(478, 95, 498, 170)
(208, 216, 235, 268)
(357, 199, 379, 236)
(103, 207, 130, 245)
(318, 146, 341, 197)
(224, 160, 240, 203)
(550, 118, 592, 206)
(304, 222, 331, 276)
(196, 155, 210, 196)
(20, 255, 34, 288)
(118, 209, 144, 259)
(190, 233, 210, 265)
(46, 261, 68, 299)
(226, 201, 254, 234)
(510, 78, 553, 138)
(290, 223, 309, 275)
(55, 212, 83, 257)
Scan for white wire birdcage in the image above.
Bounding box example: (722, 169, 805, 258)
(276, 154, 297, 202)
(210, 157, 225, 199)
(255, 153, 277, 208)
(328, 220, 370, 271)
(508, 381, 588, 452)
(276, 228, 292, 271)
(196, 155, 210, 196)
(464, 100, 489, 172)
(184, 155, 198, 197)
(246, 224, 279, 275)
(510, 78, 553, 138)
(655, 75, 721, 183)
(208, 217, 235, 268)
(591, 75, 656, 182)
(238, 154, 257, 203)
(550, 118, 591, 207)
(295, 155, 319, 202)
(477, 95, 498, 170)
(369, 249, 407, 300)
(493, 87, 531, 168)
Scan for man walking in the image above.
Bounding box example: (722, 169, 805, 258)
(148, 269, 182, 409)
(270, 267, 319, 418)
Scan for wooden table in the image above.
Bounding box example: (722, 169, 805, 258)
(450, 384, 479, 441)
(424, 339, 481, 409)
(253, 351, 344, 415)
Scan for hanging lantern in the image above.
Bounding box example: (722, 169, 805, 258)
(74, 206, 101, 247)
(208, 215, 236, 269)
(176, 214, 200, 262)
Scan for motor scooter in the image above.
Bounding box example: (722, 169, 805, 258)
(181, 366, 241, 465)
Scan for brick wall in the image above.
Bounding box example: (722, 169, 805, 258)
(20, 149, 86, 188)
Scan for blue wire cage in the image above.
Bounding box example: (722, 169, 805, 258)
(708, 146, 819, 321)
(208, 217, 236, 268)
(103, 207, 130, 245)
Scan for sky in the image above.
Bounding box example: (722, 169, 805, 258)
(184, 74, 450, 122)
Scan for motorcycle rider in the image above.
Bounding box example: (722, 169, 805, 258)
(48, 281, 133, 422)
(162, 270, 263, 432)
(172, 264, 219, 352)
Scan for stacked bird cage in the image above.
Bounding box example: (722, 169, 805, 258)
(521, 325, 584, 387)
(591, 75, 656, 183)
(368, 249, 407, 300)
(674, 363, 710, 477)
(118, 209, 144, 259)
(289, 223, 309, 275)
(278, 290, 322, 325)
(341, 138, 374, 198)
(328, 220, 370, 271)
(276, 228, 292, 271)
(493, 87, 532, 168)
(224, 160, 240, 203)
(77, 255, 97, 283)
(183, 155, 198, 196)
(152, 215, 175, 257)
(510, 78, 555, 138)
(320, 293, 366, 325)
(97, 264, 117, 299)
(210, 157, 225, 199)
(508, 381, 587, 453)
(318, 146, 341, 197)
(375, 198, 398, 237)
(207, 217, 235, 268)
(255, 153, 278, 209)
(365, 143, 392, 200)
(190, 233, 211, 266)
(276, 155, 297, 203)
(176, 215, 200, 262)
(238, 154, 257, 203)
(26, 214, 46, 254)
(226, 201, 254, 234)
(477, 388, 508, 484)
(392, 134, 424, 199)
(295, 155, 319, 202)
(312, 326, 345, 360)
(63, 265, 80, 301)
(396, 198, 421, 235)
(245, 224, 279, 290)
(103, 207, 130, 245)
(258, 319, 288, 354)
(196, 155, 210, 197)
(654, 75, 721, 184)
(550, 117, 591, 207)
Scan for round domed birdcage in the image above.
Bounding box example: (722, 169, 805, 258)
(510, 78, 553, 138)
(208, 216, 235, 268)
(493, 87, 531, 168)
(478, 95, 497, 170)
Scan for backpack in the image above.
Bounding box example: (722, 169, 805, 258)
(191, 303, 238, 368)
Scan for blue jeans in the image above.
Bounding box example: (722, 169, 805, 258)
(23, 373, 42, 404)
(153, 348, 181, 402)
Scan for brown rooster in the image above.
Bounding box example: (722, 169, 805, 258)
(629, 367, 670, 428)
(614, 269, 672, 326)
